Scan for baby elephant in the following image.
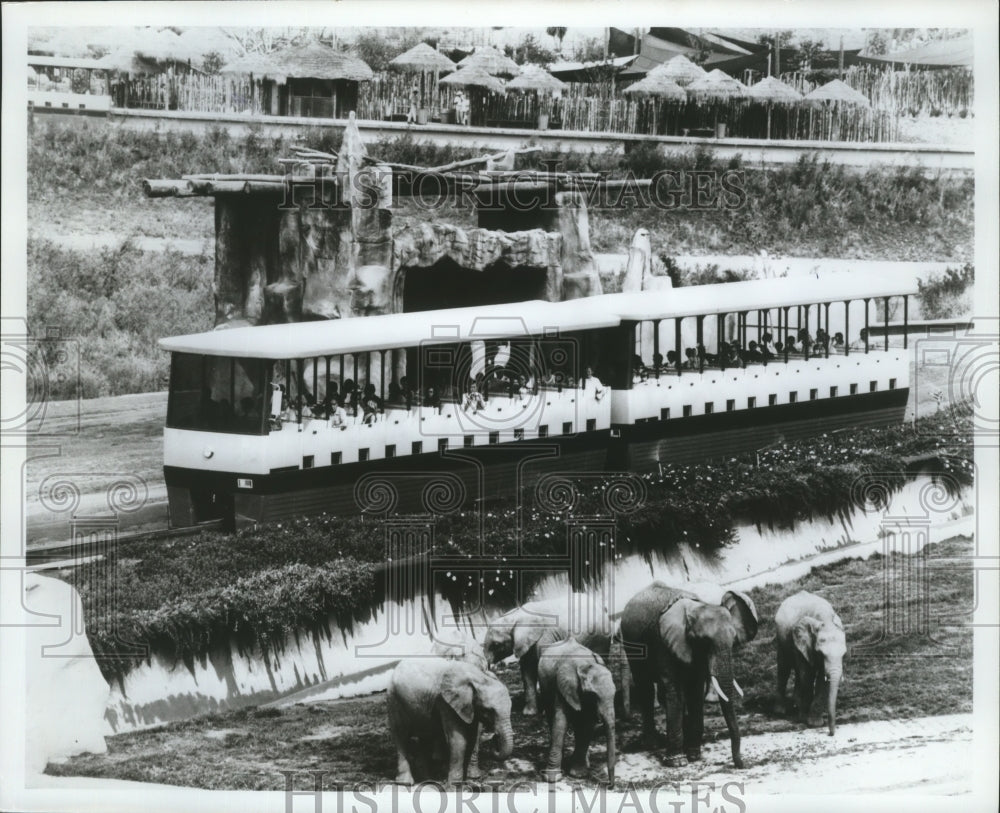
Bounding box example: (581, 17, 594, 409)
(388, 657, 513, 786)
(775, 590, 846, 736)
(538, 639, 617, 786)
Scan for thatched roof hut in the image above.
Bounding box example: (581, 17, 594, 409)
(622, 64, 687, 100)
(506, 64, 567, 93)
(747, 76, 803, 103)
(803, 79, 870, 107)
(439, 64, 505, 93)
(458, 46, 521, 78)
(390, 42, 456, 73)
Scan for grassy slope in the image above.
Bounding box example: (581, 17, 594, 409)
(48, 535, 974, 789)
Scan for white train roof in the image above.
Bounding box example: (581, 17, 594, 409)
(160, 274, 919, 359)
(159, 299, 620, 359)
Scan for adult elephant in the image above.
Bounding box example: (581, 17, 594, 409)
(387, 657, 513, 786)
(620, 582, 758, 768)
(482, 597, 612, 716)
(538, 639, 617, 786)
(775, 590, 846, 736)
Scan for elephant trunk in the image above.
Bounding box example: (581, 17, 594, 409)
(601, 704, 616, 787)
(710, 653, 742, 769)
(826, 666, 842, 737)
(494, 716, 514, 759)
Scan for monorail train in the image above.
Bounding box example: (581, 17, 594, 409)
(160, 275, 917, 528)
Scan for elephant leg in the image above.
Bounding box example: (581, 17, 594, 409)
(660, 677, 686, 767)
(466, 722, 482, 780)
(628, 656, 657, 746)
(545, 701, 568, 781)
(521, 650, 540, 716)
(568, 712, 595, 778)
(389, 712, 416, 785)
(445, 725, 469, 787)
(682, 680, 704, 761)
(776, 645, 791, 714)
(797, 665, 815, 726)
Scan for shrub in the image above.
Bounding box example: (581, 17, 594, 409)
(917, 264, 975, 319)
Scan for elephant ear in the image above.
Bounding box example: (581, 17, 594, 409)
(513, 622, 544, 660)
(579, 660, 608, 699)
(721, 590, 759, 645)
(831, 613, 845, 631)
(660, 598, 695, 664)
(792, 616, 820, 661)
(440, 667, 476, 725)
(557, 663, 583, 712)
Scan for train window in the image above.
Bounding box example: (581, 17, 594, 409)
(850, 383, 859, 395)
(661, 407, 670, 420)
(489, 432, 500, 445)
(889, 378, 897, 390)
(682, 405, 692, 417)
(726, 399, 735, 412)
(870, 381, 878, 392)
(167, 353, 269, 435)
(768, 394, 778, 406)
(412, 441, 423, 455)
(830, 386, 838, 398)
(385, 445, 396, 459)
(586, 419, 597, 432)
(562, 421, 573, 434)
(438, 438, 449, 453)
(359, 448, 370, 462)
(514, 428, 525, 441)
(303, 455, 314, 469)
(331, 452, 342, 465)
(704, 402, 714, 414)
(539, 425, 549, 438)
(789, 391, 798, 403)
(810, 388, 818, 400)
(747, 397, 756, 409)
(464, 435, 474, 448)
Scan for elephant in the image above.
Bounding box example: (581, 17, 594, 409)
(538, 639, 617, 786)
(482, 596, 612, 716)
(387, 656, 513, 786)
(431, 633, 489, 673)
(775, 590, 846, 736)
(620, 582, 758, 769)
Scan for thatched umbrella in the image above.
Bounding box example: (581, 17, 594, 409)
(748, 76, 803, 139)
(440, 65, 504, 126)
(622, 64, 688, 135)
(458, 46, 521, 78)
(506, 64, 566, 128)
(686, 69, 746, 135)
(622, 64, 687, 100)
(803, 78, 870, 107)
(655, 54, 708, 87)
(389, 42, 455, 116)
(803, 79, 871, 142)
(439, 64, 505, 93)
(390, 42, 456, 73)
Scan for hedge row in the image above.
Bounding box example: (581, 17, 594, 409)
(75, 402, 973, 685)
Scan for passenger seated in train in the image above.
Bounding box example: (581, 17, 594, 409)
(683, 348, 698, 369)
(461, 381, 486, 414)
(784, 335, 798, 354)
(851, 328, 871, 351)
(745, 341, 764, 363)
(398, 376, 415, 410)
(327, 396, 348, 428)
(797, 328, 813, 355)
(423, 386, 441, 410)
(761, 332, 776, 360)
(342, 380, 358, 416)
(697, 344, 718, 367)
(388, 377, 402, 403)
(652, 352, 664, 376)
(832, 332, 845, 351)
(665, 349, 679, 370)
(774, 339, 784, 355)
(361, 384, 384, 425)
(579, 366, 606, 401)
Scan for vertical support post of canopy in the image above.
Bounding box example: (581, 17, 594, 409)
(883, 298, 890, 352)
(903, 295, 909, 350)
(717, 313, 726, 371)
(697, 315, 705, 374)
(824, 303, 831, 358)
(844, 301, 851, 357)
(653, 319, 660, 374)
(380, 350, 387, 400)
(762, 309, 769, 367)
(803, 304, 810, 361)
(864, 298, 871, 354)
(674, 318, 683, 376)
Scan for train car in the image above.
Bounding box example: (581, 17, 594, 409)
(159, 275, 917, 528)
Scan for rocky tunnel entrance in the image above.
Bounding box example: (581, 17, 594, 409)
(400, 258, 551, 313)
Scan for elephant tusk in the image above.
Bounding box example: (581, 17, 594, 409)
(710, 675, 729, 703)
(733, 679, 744, 698)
